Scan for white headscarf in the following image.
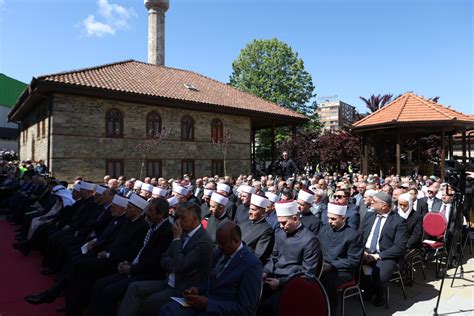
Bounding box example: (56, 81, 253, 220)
(397, 193, 413, 219)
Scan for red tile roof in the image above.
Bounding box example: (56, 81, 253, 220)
(35, 59, 307, 121)
(352, 92, 474, 131)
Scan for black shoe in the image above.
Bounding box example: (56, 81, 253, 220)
(55, 305, 66, 312)
(24, 292, 56, 305)
(41, 268, 56, 275)
(362, 290, 374, 301)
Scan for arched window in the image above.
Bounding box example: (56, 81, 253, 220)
(181, 115, 194, 141)
(146, 111, 161, 137)
(105, 108, 123, 138)
(211, 119, 223, 142)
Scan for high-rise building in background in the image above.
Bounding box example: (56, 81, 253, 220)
(316, 100, 357, 131)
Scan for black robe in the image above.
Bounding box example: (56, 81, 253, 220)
(240, 218, 274, 263)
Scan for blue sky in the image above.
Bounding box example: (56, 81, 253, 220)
(1, 0, 472, 114)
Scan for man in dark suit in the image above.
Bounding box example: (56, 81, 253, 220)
(359, 189, 376, 221)
(160, 221, 263, 316)
(409, 187, 428, 217)
(88, 197, 173, 316)
(360, 192, 407, 306)
(419, 185, 442, 214)
(117, 203, 213, 316)
(193, 178, 204, 205)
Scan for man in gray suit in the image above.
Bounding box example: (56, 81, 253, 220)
(117, 203, 213, 316)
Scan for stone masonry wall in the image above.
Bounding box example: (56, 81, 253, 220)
(50, 94, 251, 182)
(19, 100, 49, 165)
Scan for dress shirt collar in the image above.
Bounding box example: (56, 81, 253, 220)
(186, 224, 201, 238)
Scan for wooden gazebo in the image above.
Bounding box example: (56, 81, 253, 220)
(351, 92, 474, 178)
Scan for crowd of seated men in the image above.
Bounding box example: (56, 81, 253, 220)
(0, 167, 468, 316)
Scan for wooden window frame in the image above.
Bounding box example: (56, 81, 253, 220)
(145, 159, 162, 178)
(105, 159, 124, 178)
(181, 159, 195, 178)
(105, 108, 124, 138)
(211, 118, 223, 142)
(211, 159, 224, 176)
(181, 115, 195, 141)
(146, 111, 162, 137)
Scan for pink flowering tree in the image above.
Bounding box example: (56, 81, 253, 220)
(212, 129, 232, 176)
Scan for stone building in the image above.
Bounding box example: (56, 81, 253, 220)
(8, 60, 307, 182)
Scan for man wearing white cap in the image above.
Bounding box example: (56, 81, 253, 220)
(240, 193, 274, 263)
(133, 180, 143, 194)
(297, 188, 321, 235)
(234, 184, 255, 225)
(216, 181, 237, 221)
(206, 192, 230, 242)
(172, 184, 189, 205)
(264, 191, 280, 230)
(140, 183, 154, 200)
(319, 202, 363, 314)
(152, 186, 168, 200)
(200, 183, 216, 220)
(258, 200, 321, 315)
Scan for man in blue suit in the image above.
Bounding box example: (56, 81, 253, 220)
(160, 221, 263, 316)
(359, 192, 407, 306)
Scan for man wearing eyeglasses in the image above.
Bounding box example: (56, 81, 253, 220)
(321, 189, 360, 230)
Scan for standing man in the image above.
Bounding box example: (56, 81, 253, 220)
(278, 151, 298, 180)
(359, 192, 407, 306)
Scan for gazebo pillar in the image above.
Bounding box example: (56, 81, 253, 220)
(270, 121, 276, 170)
(440, 130, 446, 180)
(462, 128, 467, 164)
(448, 134, 454, 160)
(396, 130, 401, 175)
(251, 128, 256, 174)
(362, 136, 368, 175)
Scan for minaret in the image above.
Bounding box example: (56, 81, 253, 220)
(144, 0, 169, 65)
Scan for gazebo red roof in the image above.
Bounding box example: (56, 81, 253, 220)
(352, 92, 474, 132)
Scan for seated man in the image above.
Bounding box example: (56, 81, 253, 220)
(321, 189, 360, 230)
(258, 200, 321, 315)
(240, 193, 274, 263)
(264, 191, 280, 230)
(88, 197, 174, 316)
(319, 203, 363, 315)
(360, 192, 407, 306)
(205, 192, 230, 241)
(160, 221, 263, 316)
(117, 203, 213, 316)
(234, 184, 255, 225)
(297, 188, 321, 235)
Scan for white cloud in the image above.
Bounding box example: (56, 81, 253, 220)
(83, 15, 115, 37)
(82, 0, 136, 37)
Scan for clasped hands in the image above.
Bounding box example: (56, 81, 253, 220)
(262, 273, 280, 290)
(363, 251, 380, 264)
(183, 287, 208, 310)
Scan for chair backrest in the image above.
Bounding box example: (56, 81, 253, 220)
(280, 276, 330, 316)
(422, 212, 447, 238)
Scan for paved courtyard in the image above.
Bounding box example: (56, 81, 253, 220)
(345, 251, 474, 316)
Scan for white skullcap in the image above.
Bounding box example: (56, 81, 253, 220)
(211, 192, 229, 207)
(238, 184, 255, 194)
(80, 181, 96, 191)
(152, 187, 167, 197)
(73, 182, 81, 192)
(167, 196, 180, 207)
(133, 180, 143, 190)
(217, 183, 231, 193)
(327, 203, 347, 216)
(251, 194, 270, 209)
(141, 183, 153, 193)
(203, 189, 215, 197)
(265, 192, 280, 204)
(128, 193, 149, 210)
(95, 185, 107, 195)
(172, 183, 189, 196)
(275, 200, 298, 216)
(298, 189, 314, 204)
(364, 189, 377, 198)
(112, 195, 129, 208)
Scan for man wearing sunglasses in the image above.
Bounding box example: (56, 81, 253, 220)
(321, 189, 360, 230)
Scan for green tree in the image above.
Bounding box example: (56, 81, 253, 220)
(229, 38, 317, 166)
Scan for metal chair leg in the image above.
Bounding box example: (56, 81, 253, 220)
(357, 288, 367, 316)
(340, 290, 345, 316)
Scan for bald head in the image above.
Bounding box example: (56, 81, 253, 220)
(216, 221, 242, 256)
